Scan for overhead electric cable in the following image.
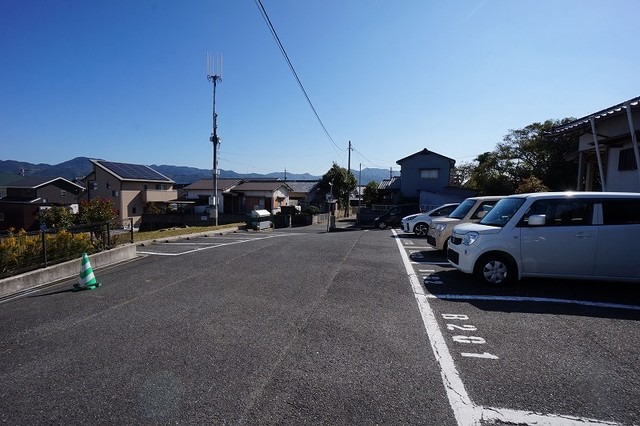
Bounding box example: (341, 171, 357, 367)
(253, 0, 344, 153)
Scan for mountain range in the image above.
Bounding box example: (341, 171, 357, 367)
(0, 157, 392, 184)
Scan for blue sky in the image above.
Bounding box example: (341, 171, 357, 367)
(2, 1, 640, 177)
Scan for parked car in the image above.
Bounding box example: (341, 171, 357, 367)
(373, 204, 421, 229)
(447, 192, 640, 286)
(400, 203, 460, 237)
(426, 196, 504, 251)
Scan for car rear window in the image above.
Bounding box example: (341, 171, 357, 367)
(602, 199, 640, 224)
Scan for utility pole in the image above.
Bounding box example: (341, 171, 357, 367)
(207, 53, 222, 226)
(346, 140, 352, 217)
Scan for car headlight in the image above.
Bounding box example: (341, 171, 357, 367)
(462, 231, 479, 246)
(435, 223, 447, 232)
(405, 214, 418, 221)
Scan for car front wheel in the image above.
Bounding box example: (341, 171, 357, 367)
(414, 223, 428, 237)
(377, 221, 387, 230)
(474, 254, 515, 286)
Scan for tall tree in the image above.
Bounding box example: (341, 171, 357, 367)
(497, 119, 578, 191)
(362, 181, 380, 206)
(319, 163, 357, 210)
(460, 118, 578, 195)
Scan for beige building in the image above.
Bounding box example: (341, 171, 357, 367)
(82, 160, 177, 227)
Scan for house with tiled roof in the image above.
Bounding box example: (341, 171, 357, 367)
(81, 159, 177, 227)
(182, 178, 244, 214)
(230, 180, 293, 213)
(286, 180, 321, 207)
(393, 148, 474, 208)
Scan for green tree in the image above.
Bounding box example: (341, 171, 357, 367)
(464, 118, 579, 195)
(515, 176, 549, 194)
(78, 198, 118, 224)
(38, 206, 75, 229)
(497, 119, 578, 191)
(362, 181, 380, 206)
(319, 163, 357, 210)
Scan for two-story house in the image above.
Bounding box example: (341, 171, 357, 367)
(0, 176, 85, 231)
(394, 148, 473, 208)
(81, 160, 177, 227)
(551, 96, 640, 192)
(182, 178, 244, 215)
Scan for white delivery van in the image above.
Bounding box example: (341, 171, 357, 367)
(426, 196, 504, 251)
(447, 192, 640, 285)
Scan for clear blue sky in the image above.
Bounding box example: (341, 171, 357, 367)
(2, 1, 640, 176)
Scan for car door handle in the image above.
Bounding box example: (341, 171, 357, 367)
(575, 232, 592, 238)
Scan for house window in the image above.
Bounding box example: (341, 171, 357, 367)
(106, 182, 111, 189)
(618, 148, 638, 171)
(155, 184, 166, 190)
(112, 190, 120, 197)
(132, 206, 137, 214)
(0, 213, 4, 221)
(420, 169, 439, 179)
(60, 190, 66, 197)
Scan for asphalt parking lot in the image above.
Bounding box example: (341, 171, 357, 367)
(2, 224, 638, 425)
(393, 229, 640, 425)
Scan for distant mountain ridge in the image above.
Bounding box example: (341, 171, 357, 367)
(0, 157, 391, 184)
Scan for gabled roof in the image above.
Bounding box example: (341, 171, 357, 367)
(7, 176, 84, 190)
(396, 148, 455, 165)
(91, 159, 174, 183)
(231, 180, 293, 192)
(378, 176, 401, 190)
(286, 180, 320, 193)
(183, 179, 243, 191)
(551, 95, 640, 135)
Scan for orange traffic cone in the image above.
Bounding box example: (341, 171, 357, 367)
(73, 253, 101, 291)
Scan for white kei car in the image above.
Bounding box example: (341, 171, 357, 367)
(400, 203, 460, 237)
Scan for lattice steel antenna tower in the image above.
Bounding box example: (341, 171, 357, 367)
(207, 53, 223, 225)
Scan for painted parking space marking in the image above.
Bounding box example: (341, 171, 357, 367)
(392, 230, 621, 426)
(425, 294, 640, 312)
(138, 233, 299, 256)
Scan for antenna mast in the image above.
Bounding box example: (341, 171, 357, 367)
(207, 52, 223, 226)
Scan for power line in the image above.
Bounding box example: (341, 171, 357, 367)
(253, 0, 344, 153)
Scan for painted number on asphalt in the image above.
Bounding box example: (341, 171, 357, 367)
(442, 314, 499, 360)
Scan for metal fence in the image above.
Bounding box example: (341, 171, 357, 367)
(0, 220, 133, 279)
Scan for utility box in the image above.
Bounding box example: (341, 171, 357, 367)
(246, 209, 271, 230)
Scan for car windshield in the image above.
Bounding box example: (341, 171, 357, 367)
(448, 199, 476, 219)
(480, 198, 526, 227)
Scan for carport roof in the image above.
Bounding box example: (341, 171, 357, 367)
(550, 95, 640, 135)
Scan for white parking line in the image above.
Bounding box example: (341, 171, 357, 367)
(392, 229, 621, 426)
(138, 234, 296, 256)
(426, 294, 640, 312)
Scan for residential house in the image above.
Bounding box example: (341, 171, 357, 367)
(182, 178, 244, 214)
(551, 96, 640, 192)
(286, 180, 321, 208)
(394, 148, 474, 208)
(230, 180, 292, 213)
(81, 160, 177, 227)
(378, 176, 402, 204)
(0, 176, 84, 231)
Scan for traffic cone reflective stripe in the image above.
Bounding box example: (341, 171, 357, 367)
(76, 253, 100, 290)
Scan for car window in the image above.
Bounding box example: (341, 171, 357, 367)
(469, 201, 498, 220)
(519, 199, 594, 226)
(480, 198, 526, 227)
(449, 199, 476, 219)
(601, 199, 640, 224)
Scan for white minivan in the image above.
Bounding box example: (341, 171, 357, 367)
(447, 192, 640, 285)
